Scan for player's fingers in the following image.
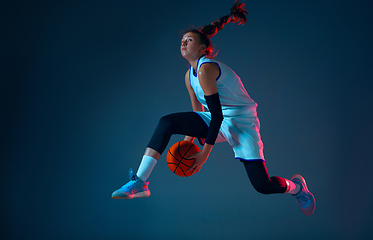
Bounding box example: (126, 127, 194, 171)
(187, 163, 197, 172)
(185, 153, 196, 159)
(192, 165, 201, 174)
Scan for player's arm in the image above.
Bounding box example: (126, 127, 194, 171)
(185, 69, 204, 112)
(184, 69, 203, 142)
(188, 63, 223, 174)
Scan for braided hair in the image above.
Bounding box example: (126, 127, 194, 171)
(187, 0, 248, 58)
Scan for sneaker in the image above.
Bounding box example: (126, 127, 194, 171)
(291, 174, 315, 216)
(111, 169, 151, 199)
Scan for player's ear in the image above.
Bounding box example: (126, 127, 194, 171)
(200, 45, 206, 52)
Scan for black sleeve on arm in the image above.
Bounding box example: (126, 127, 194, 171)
(204, 93, 224, 145)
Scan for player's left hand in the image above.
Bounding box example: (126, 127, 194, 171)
(187, 151, 209, 174)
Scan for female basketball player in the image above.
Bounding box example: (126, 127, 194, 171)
(111, 0, 315, 216)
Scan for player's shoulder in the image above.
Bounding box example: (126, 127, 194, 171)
(199, 61, 219, 72)
(198, 62, 220, 79)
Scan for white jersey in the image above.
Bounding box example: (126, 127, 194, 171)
(189, 56, 265, 160)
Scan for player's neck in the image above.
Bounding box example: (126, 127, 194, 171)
(188, 54, 204, 72)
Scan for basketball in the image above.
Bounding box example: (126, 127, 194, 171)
(167, 141, 201, 177)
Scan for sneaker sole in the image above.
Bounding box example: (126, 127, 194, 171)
(133, 191, 151, 198)
(111, 194, 133, 199)
(111, 191, 150, 199)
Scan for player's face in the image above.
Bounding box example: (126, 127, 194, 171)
(180, 32, 205, 60)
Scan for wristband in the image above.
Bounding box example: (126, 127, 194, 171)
(204, 93, 224, 145)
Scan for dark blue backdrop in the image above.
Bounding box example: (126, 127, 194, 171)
(2, 0, 372, 239)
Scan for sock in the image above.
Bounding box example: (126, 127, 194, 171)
(286, 179, 301, 195)
(136, 155, 157, 182)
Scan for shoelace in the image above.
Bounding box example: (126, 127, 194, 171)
(123, 180, 136, 190)
(122, 169, 139, 190)
(128, 168, 139, 181)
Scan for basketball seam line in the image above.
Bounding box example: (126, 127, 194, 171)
(171, 142, 196, 177)
(168, 150, 188, 176)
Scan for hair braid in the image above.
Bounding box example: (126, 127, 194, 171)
(184, 1, 248, 58)
(199, 0, 248, 38)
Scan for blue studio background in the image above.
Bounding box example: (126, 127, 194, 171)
(1, 0, 372, 239)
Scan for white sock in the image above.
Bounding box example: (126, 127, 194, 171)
(286, 179, 301, 195)
(136, 155, 157, 182)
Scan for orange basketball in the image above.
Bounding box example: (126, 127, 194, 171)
(167, 141, 201, 177)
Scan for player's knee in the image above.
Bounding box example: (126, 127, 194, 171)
(157, 114, 179, 133)
(158, 115, 174, 129)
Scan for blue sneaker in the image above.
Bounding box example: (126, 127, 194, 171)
(291, 174, 315, 216)
(111, 169, 150, 199)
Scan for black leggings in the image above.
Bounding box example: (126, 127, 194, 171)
(147, 112, 287, 194)
(148, 112, 208, 154)
(242, 161, 287, 194)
